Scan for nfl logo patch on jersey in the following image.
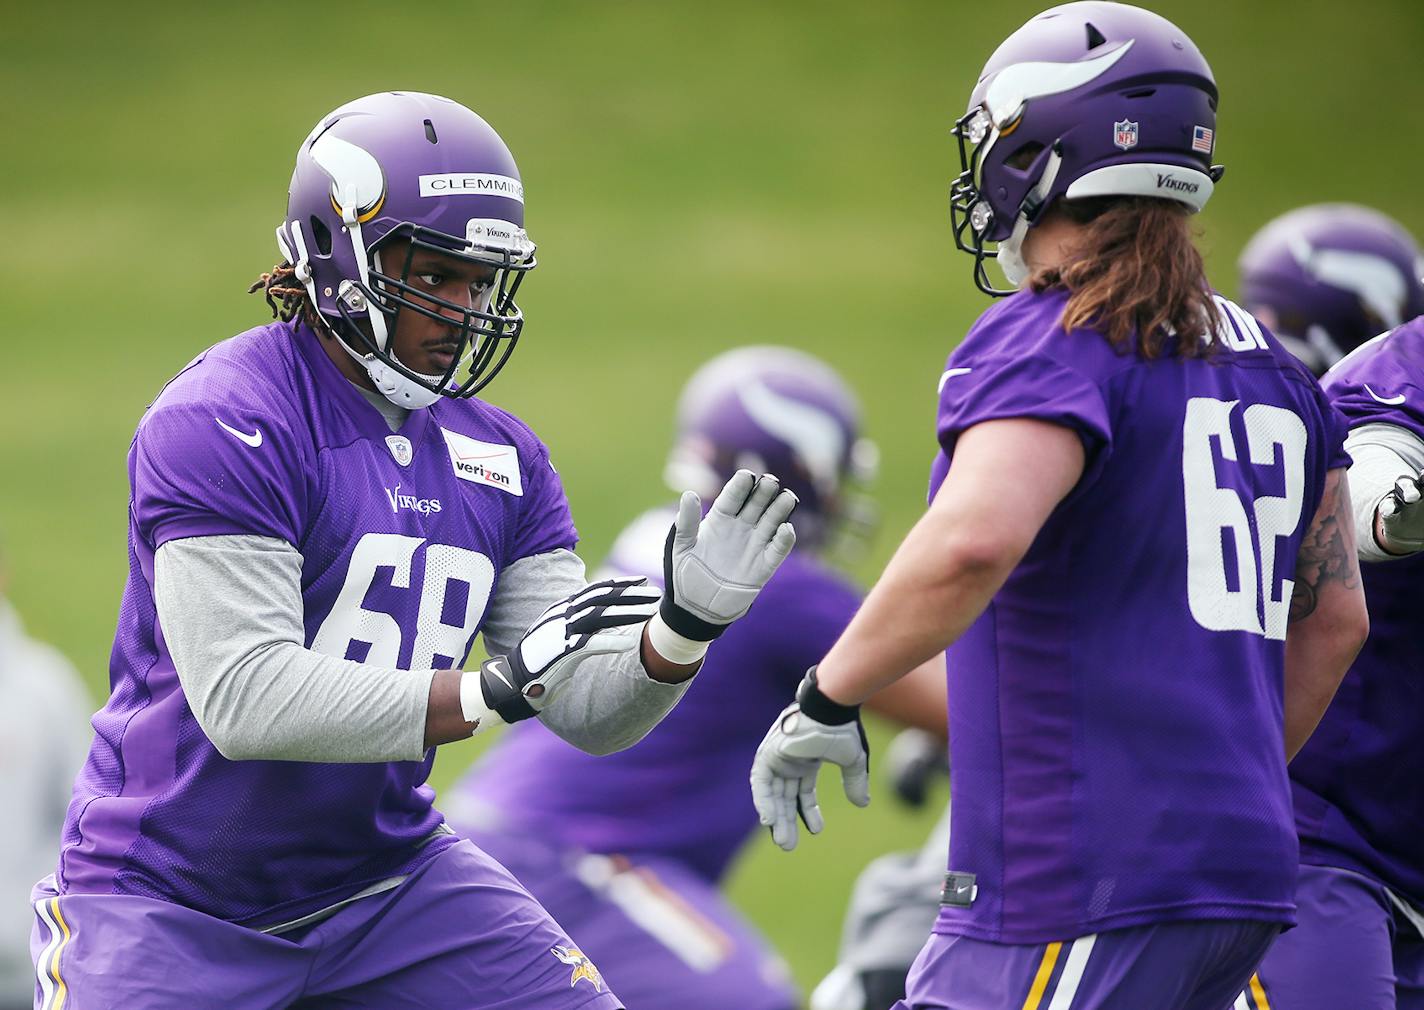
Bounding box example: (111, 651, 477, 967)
(385, 435, 414, 467)
(1114, 119, 1139, 151)
(440, 428, 523, 495)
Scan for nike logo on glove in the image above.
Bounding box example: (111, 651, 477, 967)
(485, 658, 514, 691)
(215, 417, 263, 448)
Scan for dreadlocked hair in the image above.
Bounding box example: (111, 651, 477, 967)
(248, 262, 320, 326)
(1029, 196, 1223, 360)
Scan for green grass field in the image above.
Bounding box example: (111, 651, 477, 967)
(5, 0, 1424, 996)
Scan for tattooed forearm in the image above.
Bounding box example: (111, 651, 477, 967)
(1290, 470, 1364, 623)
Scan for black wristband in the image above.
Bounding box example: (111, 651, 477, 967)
(795, 666, 860, 725)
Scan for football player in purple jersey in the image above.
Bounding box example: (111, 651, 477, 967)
(1239, 204, 1424, 376)
(1238, 210, 1424, 1008)
(750, 4, 1370, 1008)
(444, 346, 948, 1010)
(29, 92, 799, 1010)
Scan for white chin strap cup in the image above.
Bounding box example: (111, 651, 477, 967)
(364, 356, 444, 410)
(995, 225, 1032, 288)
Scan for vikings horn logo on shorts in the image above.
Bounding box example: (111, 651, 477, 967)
(551, 945, 605, 991)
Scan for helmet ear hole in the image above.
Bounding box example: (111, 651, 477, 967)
(309, 216, 333, 257)
(1006, 141, 1046, 171)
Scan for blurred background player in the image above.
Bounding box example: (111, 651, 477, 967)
(751, 4, 1370, 1008)
(29, 92, 798, 1010)
(0, 552, 90, 1010)
(1243, 210, 1424, 1008)
(809, 802, 950, 1010)
(1239, 203, 1424, 376)
(810, 713, 951, 1009)
(445, 346, 948, 1010)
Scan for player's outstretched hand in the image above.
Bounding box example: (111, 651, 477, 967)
(1377, 468, 1424, 555)
(750, 667, 870, 852)
(647, 470, 797, 665)
(464, 578, 661, 730)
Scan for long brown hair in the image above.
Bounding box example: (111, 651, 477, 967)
(1029, 196, 1222, 359)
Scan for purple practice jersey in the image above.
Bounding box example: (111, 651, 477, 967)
(1292, 318, 1424, 905)
(58, 320, 577, 928)
(928, 287, 1350, 945)
(453, 506, 862, 883)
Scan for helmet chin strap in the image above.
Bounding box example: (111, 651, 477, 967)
(995, 148, 1064, 288)
(995, 221, 1033, 288)
(323, 290, 447, 410)
(362, 355, 444, 410)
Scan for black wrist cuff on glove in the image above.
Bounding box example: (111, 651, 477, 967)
(657, 597, 727, 643)
(660, 524, 729, 642)
(479, 655, 538, 724)
(796, 666, 861, 725)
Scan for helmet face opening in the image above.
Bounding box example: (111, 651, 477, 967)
(950, 106, 1057, 297)
(329, 222, 536, 400)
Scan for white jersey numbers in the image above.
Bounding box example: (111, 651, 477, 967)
(1182, 398, 1307, 641)
(1212, 295, 1270, 352)
(312, 532, 494, 668)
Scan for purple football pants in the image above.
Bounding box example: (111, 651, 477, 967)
(29, 839, 624, 1010)
(464, 826, 798, 1010)
(1249, 863, 1424, 1010)
(893, 919, 1279, 1010)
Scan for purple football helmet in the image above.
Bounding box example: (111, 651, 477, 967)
(664, 347, 877, 549)
(1239, 204, 1424, 375)
(276, 92, 536, 408)
(951, 2, 1223, 296)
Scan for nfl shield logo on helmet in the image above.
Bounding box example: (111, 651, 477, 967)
(385, 435, 414, 467)
(1113, 120, 1139, 151)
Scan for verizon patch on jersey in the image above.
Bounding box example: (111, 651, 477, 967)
(441, 428, 523, 496)
(418, 173, 524, 203)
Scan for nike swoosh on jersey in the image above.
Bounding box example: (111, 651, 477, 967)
(938, 367, 973, 393)
(215, 417, 264, 448)
(1365, 384, 1407, 406)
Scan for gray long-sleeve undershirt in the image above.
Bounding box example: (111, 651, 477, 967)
(153, 535, 690, 763)
(1343, 423, 1424, 562)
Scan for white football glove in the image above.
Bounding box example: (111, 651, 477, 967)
(648, 470, 798, 664)
(461, 577, 661, 730)
(1376, 469, 1424, 555)
(750, 668, 870, 852)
